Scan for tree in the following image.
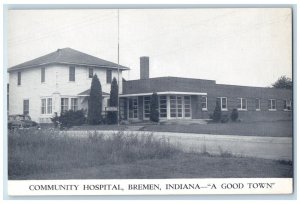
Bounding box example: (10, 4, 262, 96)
(272, 75, 292, 90)
(212, 100, 222, 122)
(107, 77, 119, 124)
(87, 74, 102, 125)
(150, 92, 159, 122)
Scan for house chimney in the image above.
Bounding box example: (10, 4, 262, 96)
(140, 56, 149, 79)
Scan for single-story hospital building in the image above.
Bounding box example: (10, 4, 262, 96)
(8, 48, 292, 123)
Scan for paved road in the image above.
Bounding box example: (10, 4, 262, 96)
(64, 130, 293, 161)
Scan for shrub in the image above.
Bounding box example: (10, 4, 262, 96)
(212, 100, 222, 122)
(150, 92, 159, 122)
(231, 108, 239, 122)
(88, 74, 102, 125)
(50, 112, 60, 128)
(58, 110, 86, 128)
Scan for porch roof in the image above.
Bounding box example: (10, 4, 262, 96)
(120, 91, 207, 97)
(78, 89, 110, 96)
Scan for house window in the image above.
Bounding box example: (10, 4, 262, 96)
(17, 71, 21, 85)
(47, 98, 52, 114)
(41, 98, 52, 114)
(268, 99, 276, 111)
(106, 70, 112, 83)
(284, 99, 292, 111)
(41, 67, 45, 82)
(23, 100, 29, 115)
(41, 99, 46, 114)
(201, 96, 207, 110)
(159, 96, 167, 118)
(237, 98, 247, 110)
(143, 96, 151, 119)
(71, 98, 78, 111)
(61, 98, 69, 113)
(255, 98, 260, 111)
(69, 66, 75, 81)
(88, 68, 93, 78)
(217, 97, 227, 111)
(128, 97, 138, 119)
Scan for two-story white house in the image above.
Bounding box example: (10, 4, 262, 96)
(8, 48, 129, 123)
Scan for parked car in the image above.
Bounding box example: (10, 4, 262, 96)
(8, 114, 40, 130)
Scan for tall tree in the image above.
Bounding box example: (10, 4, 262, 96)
(107, 77, 118, 124)
(88, 74, 102, 125)
(272, 75, 292, 90)
(212, 100, 222, 122)
(150, 92, 159, 122)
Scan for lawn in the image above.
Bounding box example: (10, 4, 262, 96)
(8, 129, 292, 180)
(19, 153, 292, 180)
(143, 120, 293, 137)
(71, 120, 293, 137)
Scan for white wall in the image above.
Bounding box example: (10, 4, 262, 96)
(9, 64, 124, 122)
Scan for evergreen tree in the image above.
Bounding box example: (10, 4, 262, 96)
(212, 100, 222, 122)
(87, 74, 102, 125)
(230, 108, 239, 122)
(107, 77, 119, 124)
(150, 92, 159, 122)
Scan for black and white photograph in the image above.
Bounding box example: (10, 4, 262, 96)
(5, 6, 294, 196)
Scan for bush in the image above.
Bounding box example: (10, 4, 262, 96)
(231, 108, 239, 122)
(212, 100, 222, 122)
(50, 112, 60, 128)
(150, 92, 160, 122)
(55, 110, 86, 128)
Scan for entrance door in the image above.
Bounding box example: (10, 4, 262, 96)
(128, 97, 138, 119)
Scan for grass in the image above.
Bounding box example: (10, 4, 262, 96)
(8, 129, 293, 180)
(143, 120, 292, 137)
(69, 120, 292, 137)
(8, 129, 177, 179)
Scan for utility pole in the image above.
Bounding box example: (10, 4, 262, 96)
(117, 9, 120, 126)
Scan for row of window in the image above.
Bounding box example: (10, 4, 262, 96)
(128, 95, 192, 119)
(41, 98, 78, 115)
(17, 67, 113, 85)
(205, 96, 292, 111)
(22, 96, 292, 117)
(23, 97, 80, 115)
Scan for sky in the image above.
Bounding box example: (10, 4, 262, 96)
(7, 8, 292, 87)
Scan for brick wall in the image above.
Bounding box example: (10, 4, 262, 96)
(123, 77, 292, 122)
(202, 84, 292, 122)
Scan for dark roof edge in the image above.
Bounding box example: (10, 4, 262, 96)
(8, 62, 130, 72)
(124, 76, 216, 83)
(215, 83, 293, 91)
